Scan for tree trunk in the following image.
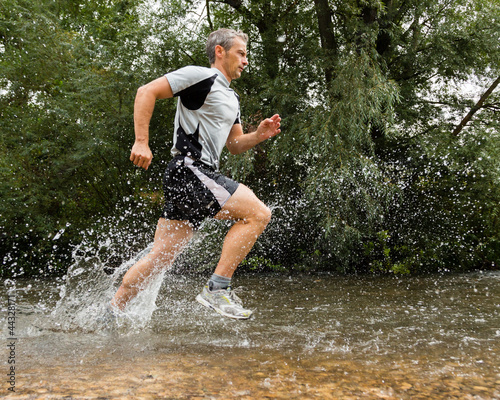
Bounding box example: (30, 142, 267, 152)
(452, 76, 500, 136)
(314, 0, 337, 86)
(220, 0, 280, 79)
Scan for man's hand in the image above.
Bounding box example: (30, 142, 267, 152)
(226, 114, 282, 155)
(256, 114, 281, 142)
(130, 141, 153, 170)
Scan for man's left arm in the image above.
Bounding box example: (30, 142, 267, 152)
(226, 114, 281, 155)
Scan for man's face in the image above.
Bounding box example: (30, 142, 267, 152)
(220, 37, 248, 81)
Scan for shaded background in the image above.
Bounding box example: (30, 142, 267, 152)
(1, 0, 499, 277)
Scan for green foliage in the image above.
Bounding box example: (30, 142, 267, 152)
(241, 256, 285, 273)
(1, 0, 499, 277)
(0, 0, 180, 276)
(215, 0, 500, 274)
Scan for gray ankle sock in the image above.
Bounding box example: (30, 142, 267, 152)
(208, 273, 231, 291)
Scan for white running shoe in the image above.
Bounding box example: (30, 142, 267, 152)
(196, 286, 253, 320)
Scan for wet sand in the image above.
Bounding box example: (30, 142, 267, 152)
(5, 347, 500, 399)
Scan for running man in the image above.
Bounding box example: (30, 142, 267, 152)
(108, 29, 281, 319)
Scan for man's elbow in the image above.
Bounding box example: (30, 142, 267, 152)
(136, 83, 153, 97)
(135, 85, 149, 102)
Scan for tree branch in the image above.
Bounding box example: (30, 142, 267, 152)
(452, 76, 500, 136)
(206, 0, 214, 31)
(215, 0, 255, 22)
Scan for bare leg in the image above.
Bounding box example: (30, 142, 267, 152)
(111, 218, 193, 310)
(213, 184, 271, 278)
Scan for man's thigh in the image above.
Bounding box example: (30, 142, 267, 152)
(214, 184, 268, 221)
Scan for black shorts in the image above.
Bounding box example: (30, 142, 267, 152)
(161, 155, 239, 229)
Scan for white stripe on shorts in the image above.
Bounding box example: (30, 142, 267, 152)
(184, 157, 232, 207)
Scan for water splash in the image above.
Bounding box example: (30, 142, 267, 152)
(47, 241, 157, 332)
(46, 213, 216, 333)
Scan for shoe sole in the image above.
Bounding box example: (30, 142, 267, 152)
(196, 294, 252, 320)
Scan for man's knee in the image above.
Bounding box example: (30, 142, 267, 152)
(252, 204, 272, 228)
(262, 205, 272, 226)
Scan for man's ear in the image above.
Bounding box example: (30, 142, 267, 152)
(214, 44, 225, 59)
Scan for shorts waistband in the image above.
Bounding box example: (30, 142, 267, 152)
(173, 155, 215, 172)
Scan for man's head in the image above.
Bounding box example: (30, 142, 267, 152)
(206, 29, 248, 64)
(206, 28, 248, 82)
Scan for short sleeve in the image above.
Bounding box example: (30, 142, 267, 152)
(165, 66, 215, 96)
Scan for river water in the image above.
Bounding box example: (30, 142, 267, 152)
(1, 265, 499, 399)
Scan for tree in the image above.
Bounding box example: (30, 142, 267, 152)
(0, 0, 185, 276)
(452, 76, 500, 136)
(201, 0, 500, 272)
(1, 0, 498, 277)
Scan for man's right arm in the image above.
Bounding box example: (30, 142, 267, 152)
(130, 76, 174, 170)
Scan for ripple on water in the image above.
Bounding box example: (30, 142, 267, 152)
(1, 271, 499, 398)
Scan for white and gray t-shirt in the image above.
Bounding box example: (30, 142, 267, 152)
(165, 66, 241, 170)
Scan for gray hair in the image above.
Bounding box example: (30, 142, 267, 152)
(206, 28, 248, 65)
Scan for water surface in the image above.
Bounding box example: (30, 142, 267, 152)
(2, 270, 499, 399)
